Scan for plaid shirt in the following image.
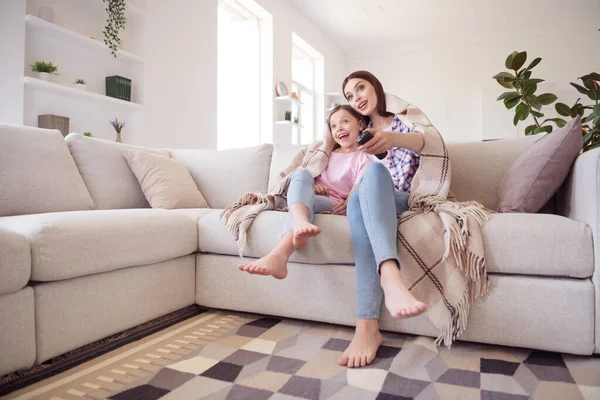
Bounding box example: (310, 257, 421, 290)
(378, 114, 421, 193)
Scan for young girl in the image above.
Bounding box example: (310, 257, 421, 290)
(239, 105, 372, 279)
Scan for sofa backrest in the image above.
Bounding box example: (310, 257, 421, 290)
(66, 133, 170, 209)
(0, 124, 95, 217)
(268, 143, 305, 192)
(170, 144, 273, 209)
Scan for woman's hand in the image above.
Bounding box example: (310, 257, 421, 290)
(333, 201, 347, 216)
(357, 129, 392, 156)
(314, 184, 329, 196)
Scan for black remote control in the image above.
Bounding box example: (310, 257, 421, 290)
(356, 131, 387, 160)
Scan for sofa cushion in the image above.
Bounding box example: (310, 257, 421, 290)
(268, 143, 304, 192)
(66, 133, 170, 210)
(498, 116, 583, 213)
(447, 134, 543, 210)
(0, 226, 30, 295)
(172, 208, 214, 224)
(0, 209, 197, 281)
(0, 124, 95, 217)
(170, 144, 273, 209)
(123, 149, 209, 209)
(198, 210, 593, 279)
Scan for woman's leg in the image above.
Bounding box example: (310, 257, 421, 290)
(240, 168, 329, 279)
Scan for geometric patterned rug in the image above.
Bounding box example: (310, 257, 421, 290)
(6, 310, 600, 400)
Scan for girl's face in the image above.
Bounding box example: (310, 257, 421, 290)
(344, 78, 378, 117)
(329, 109, 364, 149)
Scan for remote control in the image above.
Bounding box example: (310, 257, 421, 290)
(356, 131, 387, 160)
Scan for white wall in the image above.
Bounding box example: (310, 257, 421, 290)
(142, 0, 217, 149)
(0, 0, 26, 125)
(347, 12, 599, 142)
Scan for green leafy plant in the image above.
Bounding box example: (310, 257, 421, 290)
(284, 110, 292, 121)
(74, 78, 86, 84)
(494, 51, 600, 152)
(83, 132, 93, 137)
(103, 0, 126, 57)
(30, 61, 58, 74)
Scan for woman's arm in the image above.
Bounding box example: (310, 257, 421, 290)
(357, 129, 425, 155)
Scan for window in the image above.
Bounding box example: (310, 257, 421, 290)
(217, 0, 272, 150)
(291, 33, 324, 145)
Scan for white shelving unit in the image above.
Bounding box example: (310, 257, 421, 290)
(20, 1, 146, 142)
(325, 92, 345, 115)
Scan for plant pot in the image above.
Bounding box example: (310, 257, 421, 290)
(115, 132, 122, 143)
(38, 72, 51, 81)
(74, 84, 87, 91)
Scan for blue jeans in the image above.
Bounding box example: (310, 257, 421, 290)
(347, 162, 410, 319)
(282, 168, 334, 235)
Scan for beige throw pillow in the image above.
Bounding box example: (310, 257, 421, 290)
(123, 150, 209, 209)
(497, 116, 582, 213)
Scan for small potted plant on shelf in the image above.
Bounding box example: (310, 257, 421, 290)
(83, 132, 93, 137)
(110, 118, 125, 143)
(31, 61, 58, 81)
(73, 79, 87, 91)
(284, 110, 292, 121)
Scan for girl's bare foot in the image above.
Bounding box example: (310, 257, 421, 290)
(290, 203, 320, 248)
(339, 319, 383, 368)
(238, 233, 294, 279)
(380, 260, 427, 318)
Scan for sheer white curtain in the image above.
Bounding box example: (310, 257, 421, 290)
(217, 5, 260, 150)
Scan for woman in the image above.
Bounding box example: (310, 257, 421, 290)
(338, 70, 428, 368)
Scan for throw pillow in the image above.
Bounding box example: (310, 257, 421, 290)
(497, 116, 582, 213)
(123, 149, 209, 209)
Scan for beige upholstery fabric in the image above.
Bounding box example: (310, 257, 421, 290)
(195, 254, 595, 355)
(170, 144, 273, 209)
(0, 226, 30, 295)
(198, 209, 590, 278)
(123, 149, 209, 209)
(0, 124, 95, 217)
(66, 133, 169, 210)
(171, 208, 214, 224)
(198, 209, 354, 265)
(268, 143, 304, 192)
(447, 135, 543, 209)
(35, 256, 195, 363)
(0, 209, 197, 281)
(558, 147, 600, 353)
(483, 213, 593, 278)
(0, 287, 36, 375)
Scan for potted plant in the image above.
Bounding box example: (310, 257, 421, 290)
(284, 110, 292, 121)
(83, 132, 93, 137)
(73, 79, 87, 91)
(110, 118, 125, 143)
(31, 61, 58, 81)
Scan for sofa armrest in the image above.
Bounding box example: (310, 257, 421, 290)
(0, 225, 31, 295)
(557, 146, 600, 353)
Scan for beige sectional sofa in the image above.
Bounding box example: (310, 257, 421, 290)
(0, 123, 597, 377)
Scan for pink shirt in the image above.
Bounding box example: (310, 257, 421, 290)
(315, 151, 372, 202)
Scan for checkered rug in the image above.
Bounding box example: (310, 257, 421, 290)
(8, 311, 600, 399)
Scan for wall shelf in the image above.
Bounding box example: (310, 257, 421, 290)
(24, 77, 143, 110)
(275, 120, 302, 127)
(25, 15, 145, 65)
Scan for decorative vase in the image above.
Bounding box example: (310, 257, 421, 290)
(115, 132, 122, 143)
(74, 83, 87, 91)
(38, 72, 51, 81)
(38, 6, 54, 23)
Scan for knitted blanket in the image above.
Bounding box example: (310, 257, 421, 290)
(221, 94, 493, 346)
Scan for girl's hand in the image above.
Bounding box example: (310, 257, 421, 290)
(333, 201, 347, 216)
(314, 184, 329, 196)
(358, 129, 392, 156)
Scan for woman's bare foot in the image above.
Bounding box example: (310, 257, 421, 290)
(238, 233, 294, 279)
(339, 319, 383, 368)
(380, 260, 427, 318)
(290, 203, 320, 248)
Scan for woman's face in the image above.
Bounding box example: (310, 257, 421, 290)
(344, 78, 378, 117)
(329, 109, 364, 149)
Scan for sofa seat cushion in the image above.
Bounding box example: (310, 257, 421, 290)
(172, 208, 214, 224)
(0, 226, 31, 295)
(0, 209, 197, 281)
(198, 210, 354, 265)
(198, 210, 593, 278)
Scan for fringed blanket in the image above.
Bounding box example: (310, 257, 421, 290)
(221, 94, 493, 347)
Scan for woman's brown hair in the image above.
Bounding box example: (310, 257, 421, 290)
(327, 105, 368, 150)
(342, 70, 393, 119)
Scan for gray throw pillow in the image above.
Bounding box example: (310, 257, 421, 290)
(498, 116, 582, 213)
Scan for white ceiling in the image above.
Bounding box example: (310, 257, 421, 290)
(287, 0, 598, 55)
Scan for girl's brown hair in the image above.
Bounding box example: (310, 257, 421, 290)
(327, 105, 368, 150)
(342, 70, 393, 119)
